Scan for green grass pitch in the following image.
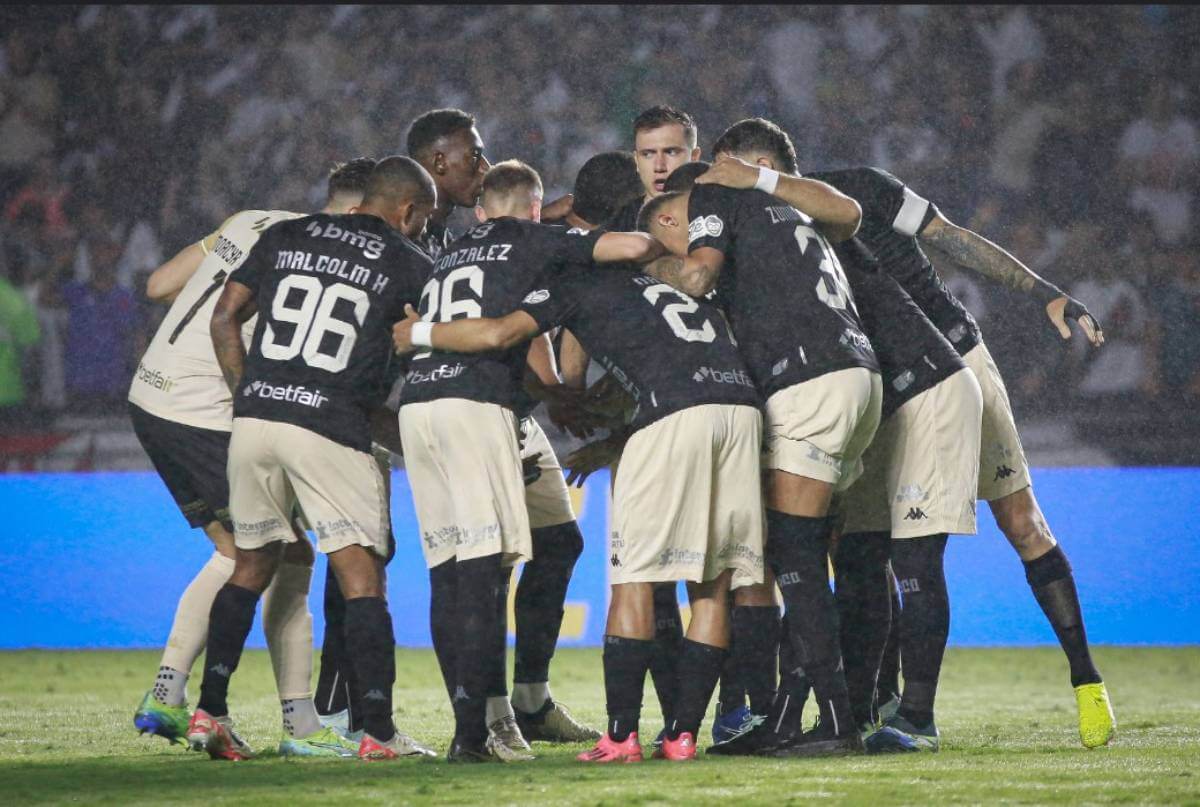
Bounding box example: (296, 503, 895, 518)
(0, 647, 1197, 805)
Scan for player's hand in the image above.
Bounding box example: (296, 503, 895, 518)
(695, 154, 761, 190)
(542, 193, 575, 221)
(564, 436, 623, 487)
(392, 304, 421, 354)
(1046, 295, 1104, 347)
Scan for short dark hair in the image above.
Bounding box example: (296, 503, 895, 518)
(633, 105, 698, 149)
(663, 161, 712, 193)
(481, 159, 543, 203)
(711, 118, 799, 175)
(406, 108, 476, 160)
(363, 155, 436, 207)
(636, 190, 684, 234)
(572, 151, 642, 226)
(326, 157, 377, 203)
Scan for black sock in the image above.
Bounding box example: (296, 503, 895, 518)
(453, 554, 503, 745)
(316, 565, 353, 721)
(485, 565, 512, 699)
(603, 635, 655, 742)
(429, 560, 458, 700)
(766, 510, 852, 735)
(648, 583, 683, 725)
(877, 565, 902, 703)
(891, 535, 950, 727)
(834, 531, 892, 727)
(669, 639, 727, 739)
(1023, 545, 1101, 687)
(732, 605, 780, 715)
(197, 583, 260, 717)
(773, 626, 810, 735)
(716, 625, 744, 714)
(514, 522, 583, 687)
(344, 596, 396, 742)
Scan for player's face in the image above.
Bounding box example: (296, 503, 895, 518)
(635, 124, 699, 198)
(439, 126, 490, 208)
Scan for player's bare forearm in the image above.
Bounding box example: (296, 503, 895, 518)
(774, 175, 861, 242)
(146, 241, 206, 303)
(920, 217, 1048, 294)
(644, 255, 717, 298)
(594, 232, 666, 264)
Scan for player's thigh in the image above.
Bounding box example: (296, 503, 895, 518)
(227, 417, 300, 550)
(962, 341, 1032, 501)
(710, 405, 766, 590)
(520, 416, 575, 529)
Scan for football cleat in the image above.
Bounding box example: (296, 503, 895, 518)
(711, 704, 764, 745)
(864, 714, 939, 754)
(133, 690, 190, 744)
(279, 726, 359, 758)
(576, 731, 644, 763)
(486, 727, 536, 762)
(447, 736, 495, 764)
(659, 731, 697, 761)
(768, 719, 866, 758)
(488, 714, 531, 751)
(358, 730, 437, 761)
(650, 727, 667, 759)
(317, 708, 350, 734)
(515, 700, 602, 743)
(708, 692, 802, 756)
(186, 709, 254, 761)
(876, 692, 901, 723)
(1075, 682, 1116, 748)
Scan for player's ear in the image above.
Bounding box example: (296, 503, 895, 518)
(474, 204, 487, 223)
(656, 211, 679, 229)
(755, 156, 773, 169)
(398, 200, 416, 230)
(432, 150, 448, 176)
(690, 147, 702, 161)
(531, 197, 543, 223)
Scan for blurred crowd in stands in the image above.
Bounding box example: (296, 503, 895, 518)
(1, 4, 1198, 429)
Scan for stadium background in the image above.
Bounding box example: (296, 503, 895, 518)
(1, 5, 1198, 651)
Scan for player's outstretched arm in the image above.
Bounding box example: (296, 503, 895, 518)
(643, 249, 723, 298)
(210, 280, 258, 393)
(920, 214, 1105, 346)
(146, 241, 206, 303)
(592, 232, 666, 264)
(392, 304, 541, 355)
(696, 155, 862, 243)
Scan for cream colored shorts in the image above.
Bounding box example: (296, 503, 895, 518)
(962, 341, 1033, 501)
(841, 368, 983, 538)
(520, 416, 575, 529)
(228, 418, 389, 556)
(764, 367, 883, 491)
(610, 404, 765, 590)
(400, 399, 532, 569)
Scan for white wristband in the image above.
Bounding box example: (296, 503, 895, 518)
(411, 321, 434, 348)
(754, 167, 780, 195)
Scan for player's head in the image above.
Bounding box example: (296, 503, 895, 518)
(572, 151, 643, 228)
(477, 160, 544, 222)
(407, 108, 490, 209)
(711, 118, 799, 175)
(663, 160, 712, 193)
(359, 155, 437, 237)
(323, 157, 377, 213)
(637, 190, 690, 255)
(633, 105, 701, 199)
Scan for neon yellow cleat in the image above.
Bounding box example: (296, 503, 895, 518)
(1075, 682, 1116, 748)
(279, 726, 360, 758)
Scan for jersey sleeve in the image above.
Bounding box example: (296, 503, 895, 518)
(686, 184, 736, 255)
(198, 212, 241, 254)
(227, 224, 275, 293)
(854, 168, 939, 238)
(541, 224, 604, 266)
(518, 272, 580, 334)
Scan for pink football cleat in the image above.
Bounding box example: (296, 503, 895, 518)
(660, 731, 697, 761)
(576, 731, 644, 763)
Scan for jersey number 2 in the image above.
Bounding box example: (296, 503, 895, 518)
(260, 275, 369, 372)
(642, 283, 716, 343)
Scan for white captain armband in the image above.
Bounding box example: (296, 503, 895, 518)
(892, 186, 931, 236)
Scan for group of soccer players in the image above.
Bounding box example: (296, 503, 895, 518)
(127, 102, 1116, 765)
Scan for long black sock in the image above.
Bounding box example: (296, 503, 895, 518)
(648, 583, 683, 727)
(716, 614, 744, 714)
(834, 531, 893, 727)
(1023, 545, 1101, 686)
(877, 565, 902, 703)
(344, 596, 396, 742)
(603, 635, 655, 742)
(453, 554, 503, 745)
(429, 560, 458, 700)
(485, 565, 512, 699)
(197, 583, 260, 717)
(732, 605, 780, 715)
(669, 639, 727, 739)
(891, 534, 950, 727)
(773, 625, 810, 735)
(766, 510, 852, 735)
(316, 565, 353, 721)
(514, 522, 583, 685)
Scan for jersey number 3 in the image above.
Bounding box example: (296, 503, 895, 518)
(260, 275, 369, 373)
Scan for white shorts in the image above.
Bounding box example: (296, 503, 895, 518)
(841, 368, 983, 539)
(962, 341, 1033, 501)
(521, 416, 575, 529)
(228, 418, 389, 556)
(611, 404, 765, 590)
(764, 367, 883, 491)
(400, 399, 532, 569)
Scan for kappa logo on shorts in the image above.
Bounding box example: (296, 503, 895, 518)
(994, 465, 1016, 481)
(610, 553, 621, 567)
(904, 507, 928, 521)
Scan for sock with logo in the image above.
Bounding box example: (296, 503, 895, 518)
(648, 583, 683, 726)
(1023, 545, 1102, 686)
(732, 605, 781, 715)
(669, 639, 727, 739)
(262, 561, 314, 704)
(453, 554, 503, 746)
(197, 583, 260, 717)
(514, 522, 584, 692)
(429, 559, 458, 700)
(890, 534, 949, 727)
(158, 551, 236, 694)
(877, 565, 903, 704)
(344, 595, 397, 742)
(765, 510, 853, 735)
(485, 565, 512, 701)
(316, 564, 353, 722)
(603, 635, 655, 742)
(834, 531, 893, 727)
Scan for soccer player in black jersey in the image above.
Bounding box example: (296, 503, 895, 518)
(640, 157, 881, 757)
(705, 117, 1114, 750)
(197, 157, 439, 762)
(394, 160, 661, 763)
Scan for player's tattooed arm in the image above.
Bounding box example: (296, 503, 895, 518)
(644, 249, 722, 298)
(921, 214, 1105, 346)
(210, 280, 258, 393)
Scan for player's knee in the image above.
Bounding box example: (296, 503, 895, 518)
(231, 544, 283, 593)
(995, 501, 1056, 561)
(283, 538, 315, 567)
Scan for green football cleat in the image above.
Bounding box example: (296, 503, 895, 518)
(133, 690, 190, 744)
(280, 726, 360, 758)
(1075, 682, 1116, 748)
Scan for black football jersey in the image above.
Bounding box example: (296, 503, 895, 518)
(606, 194, 645, 233)
(520, 264, 759, 433)
(687, 184, 878, 397)
(399, 217, 603, 411)
(833, 239, 965, 418)
(417, 216, 453, 261)
(230, 213, 430, 452)
(808, 167, 982, 356)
